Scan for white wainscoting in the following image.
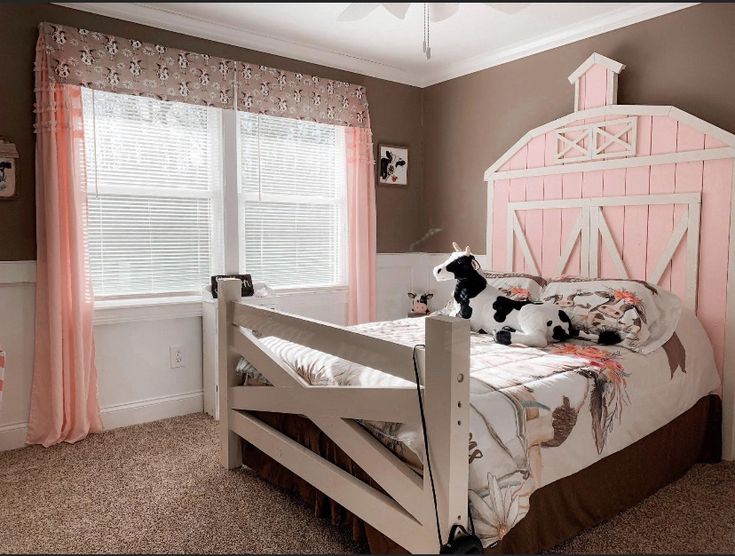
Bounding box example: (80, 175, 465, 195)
(0, 262, 36, 452)
(0, 262, 351, 451)
(0, 254, 455, 451)
(376, 252, 488, 320)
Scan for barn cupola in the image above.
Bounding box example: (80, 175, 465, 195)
(568, 53, 625, 112)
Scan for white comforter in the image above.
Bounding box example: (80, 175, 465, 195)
(237, 307, 720, 547)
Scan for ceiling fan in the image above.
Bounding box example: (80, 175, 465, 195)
(337, 3, 530, 60)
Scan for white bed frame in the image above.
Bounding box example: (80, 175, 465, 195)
(216, 278, 471, 554)
(215, 161, 724, 556)
(215, 195, 711, 554)
(215, 186, 706, 551)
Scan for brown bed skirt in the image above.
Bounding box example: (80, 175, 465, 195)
(240, 395, 721, 554)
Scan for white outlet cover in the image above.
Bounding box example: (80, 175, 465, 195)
(169, 345, 185, 368)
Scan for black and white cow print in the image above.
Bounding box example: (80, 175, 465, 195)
(379, 149, 406, 182)
(0, 161, 12, 189)
(433, 243, 622, 348)
(407, 292, 433, 315)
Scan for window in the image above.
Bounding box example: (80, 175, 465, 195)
(239, 113, 347, 289)
(82, 89, 222, 297)
(81, 89, 348, 299)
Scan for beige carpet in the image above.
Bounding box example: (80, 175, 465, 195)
(0, 413, 733, 554)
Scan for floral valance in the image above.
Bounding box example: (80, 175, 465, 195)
(39, 22, 370, 128)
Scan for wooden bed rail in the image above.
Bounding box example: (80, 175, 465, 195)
(215, 278, 471, 553)
(232, 298, 421, 383)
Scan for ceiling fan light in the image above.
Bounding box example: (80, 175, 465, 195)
(383, 2, 412, 19)
(486, 3, 531, 15)
(336, 3, 381, 22)
(430, 3, 460, 22)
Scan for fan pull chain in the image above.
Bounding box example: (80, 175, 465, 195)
(422, 3, 427, 55)
(423, 3, 432, 60)
(426, 3, 431, 60)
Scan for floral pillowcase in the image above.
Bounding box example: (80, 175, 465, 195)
(481, 271, 546, 301)
(541, 277, 682, 353)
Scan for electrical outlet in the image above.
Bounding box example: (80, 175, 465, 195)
(169, 345, 185, 369)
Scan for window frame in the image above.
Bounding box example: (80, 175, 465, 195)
(236, 110, 349, 292)
(83, 89, 224, 301)
(83, 92, 349, 303)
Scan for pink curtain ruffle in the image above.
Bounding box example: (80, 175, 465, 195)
(27, 36, 102, 447)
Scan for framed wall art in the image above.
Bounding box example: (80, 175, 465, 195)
(0, 138, 18, 200)
(378, 144, 408, 185)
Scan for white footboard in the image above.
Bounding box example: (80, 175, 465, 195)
(216, 278, 470, 554)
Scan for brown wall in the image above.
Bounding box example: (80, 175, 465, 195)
(421, 3, 735, 253)
(0, 3, 423, 259)
(5, 4, 735, 260)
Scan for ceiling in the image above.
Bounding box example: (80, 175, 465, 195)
(60, 2, 696, 87)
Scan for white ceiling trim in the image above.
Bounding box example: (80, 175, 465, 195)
(55, 2, 697, 88)
(422, 2, 697, 86)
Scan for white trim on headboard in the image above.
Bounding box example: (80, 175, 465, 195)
(493, 147, 735, 180)
(483, 105, 735, 180)
(506, 193, 702, 310)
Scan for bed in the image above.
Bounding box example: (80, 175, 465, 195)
(236, 308, 720, 550)
(215, 52, 735, 553)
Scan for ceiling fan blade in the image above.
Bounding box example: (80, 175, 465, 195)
(336, 3, 381, 22)
(383, 3, 411, 19)
(485, 3, 531, 15)
(430, 3, 460, 22)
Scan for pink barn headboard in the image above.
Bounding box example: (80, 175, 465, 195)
(483, 53, 735, 459)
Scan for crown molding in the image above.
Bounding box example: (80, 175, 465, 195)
(53, 2, 424, 87)
(419, 3, 697, 87)
(54, 2, 697, 89)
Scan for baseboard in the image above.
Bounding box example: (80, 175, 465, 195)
(0, 422, 29, 452)
(100, 390, 204, 429)
(0, 390, 204, 452)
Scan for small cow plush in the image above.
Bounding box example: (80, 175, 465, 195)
(434, 243, 592, 348)
(408, 292, 433, 316)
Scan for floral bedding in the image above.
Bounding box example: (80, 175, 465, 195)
(237, 307, 720, 547)
(542, 277, 682, 353)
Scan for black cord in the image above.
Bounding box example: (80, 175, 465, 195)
(412, 343, 443, 550)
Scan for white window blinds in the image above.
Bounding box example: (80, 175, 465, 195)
(239, 113, 347, 289)
(82, 89, 222, 297)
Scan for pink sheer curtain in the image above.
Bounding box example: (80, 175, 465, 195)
(345, 126, 377, 325)
(27, 36, 102, 447)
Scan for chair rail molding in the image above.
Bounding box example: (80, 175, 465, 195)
(0, 261, 36, 285)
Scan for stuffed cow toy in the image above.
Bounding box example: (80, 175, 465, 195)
(433, 243, 621, 348)
(408, 292, 433, 316)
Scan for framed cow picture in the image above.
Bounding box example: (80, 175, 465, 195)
(378, 144, 408, 186)
(0, 138, 18, 200)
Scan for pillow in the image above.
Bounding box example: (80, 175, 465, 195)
(541, 277, 682, 353)
(481, 271, 546, 301)
(432, 298, 460, 317)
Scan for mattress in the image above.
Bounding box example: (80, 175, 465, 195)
(237, 307, 721, 548)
